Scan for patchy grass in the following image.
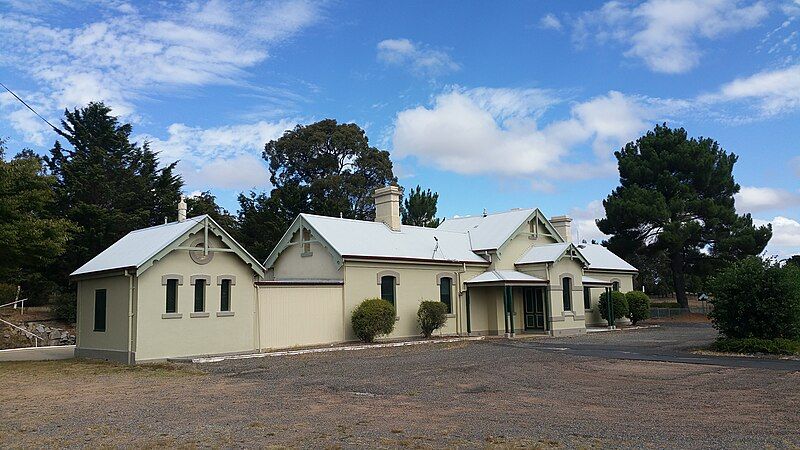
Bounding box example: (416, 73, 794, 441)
(0, 358, 205, 377)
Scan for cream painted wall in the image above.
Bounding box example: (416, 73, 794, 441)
(490, 226, 558, 271)
(258, 285, 345, 349)
(583, 270, 636, 326)
(135, 233, 258, 361)
(272, 230, 342, 280)
(76, 274, 132, 354)
(342, 261, 486, 340)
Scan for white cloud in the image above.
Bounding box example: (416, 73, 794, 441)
(735, 186, 800, 212)
(700, 64, 800, 116)
(539, 13, 562, 31)
(140, 120, 295, 191)
(377, 38, 460, 78)
(570, 200, 609, 244)
(574, 0, 769, 73)
(754, 216, 800, 258)
(391, 87, 669, 181)
(0, 0, 320, 134)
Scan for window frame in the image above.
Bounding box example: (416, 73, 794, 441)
(612, 281, 620, 292)
(562, 277, 572, 312)
(380, 275, 396, 307)
(165, 279, 178, 314)
(439, 276, 453, 314)
(583, 286, 591, 310)
(194, 279, 206, 313)
(93, 289, 107, 332)
(220, 279, 231, 312)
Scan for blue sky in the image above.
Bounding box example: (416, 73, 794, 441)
(1, 0, 799, 257)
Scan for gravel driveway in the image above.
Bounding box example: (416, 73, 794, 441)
(1, 323, 798, 448)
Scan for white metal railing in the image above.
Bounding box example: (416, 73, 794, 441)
(0, 316, 43, 347)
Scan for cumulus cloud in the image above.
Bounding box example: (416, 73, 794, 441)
(754, 216, 800, 258)
(539, 13, 562, 31)
(569, 200, 609, 243)
(574, 0, 769, 73)
(0, 0, 320, 133)
(377, 38, 460, 78)
(391, 87, 670, 180)
(699, 64, 800, 116)
(139, 120, 295, 191)
(735, 186, 800, 212)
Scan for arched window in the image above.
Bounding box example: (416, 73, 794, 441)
(439, 277, 452, 313)
(612, 281, 620, 292)
(562, 277, 572, 312)
(380, 275, 396, 307)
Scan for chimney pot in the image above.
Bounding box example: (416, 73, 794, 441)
(373, 185, 403, 231)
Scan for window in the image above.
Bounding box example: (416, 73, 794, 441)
(94, 289, 107, 332)
(439, 277, 452, 313)
(380, 275, 396, 307)
(612, 281, 620, 292)
(194, 279, 206, 312)
(166, 279, 178, 313)
(583, 286, 591, 310)
(220, 279, 231, 312)
(562, 277, 572, 312)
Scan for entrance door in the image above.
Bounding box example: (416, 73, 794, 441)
(523, 287, 545, 330)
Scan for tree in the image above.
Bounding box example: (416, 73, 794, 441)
(597, 125, 772, 308)
(401, 185, 442, 227)
(784, 255, 800, 268)
(0, 140, 77, 303)
(46, 102, 183, 286)
(242, 119, 395, 256)
(186, 191, 238, 233)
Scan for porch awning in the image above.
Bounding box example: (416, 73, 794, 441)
(582, 276, 613, 286)
(465, 270, 547, 286)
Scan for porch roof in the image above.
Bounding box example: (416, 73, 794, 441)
(465, 270, 547, 286)
(582, 276, 613, 286)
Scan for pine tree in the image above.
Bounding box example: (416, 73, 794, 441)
(401, 185, 442, 227)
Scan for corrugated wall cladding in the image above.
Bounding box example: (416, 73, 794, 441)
(258, 285, 345, 349)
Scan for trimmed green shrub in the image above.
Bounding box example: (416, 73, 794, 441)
(650, 302, 682, 308)
(598, 291, 628, 323)
(709, 257, 800, 340)
(417, 301, 448, 338)
(710, 337, 800, 355)
(625, 291, 651, 325)
(52, 291, 77, 324)
(351, 298, 396, 343)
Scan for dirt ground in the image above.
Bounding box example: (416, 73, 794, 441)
(1, 324, 798, 449)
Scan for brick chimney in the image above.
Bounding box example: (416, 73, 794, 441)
(373, 185, 403, 231)
(550, 215, 572, 242)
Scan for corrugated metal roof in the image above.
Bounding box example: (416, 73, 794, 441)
(577, 244, 638, 272)
(515, 243, 572, 264)
(436, 208, 537, 250)
(582, 276, 612, 285)
(465, 270, 546, 284)
(301, 214, 487, 263)
(71, 216, 208, 277)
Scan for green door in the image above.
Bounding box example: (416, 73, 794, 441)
(524, 288, 545, 330)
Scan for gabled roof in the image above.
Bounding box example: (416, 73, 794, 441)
(516, 242, 589, 266)
(71, 215, 265, 278)
(263, 214, 489, 269)
(465, 270, 547, 285)
(576, 243, 638, 272)
(437, 208, 563, 251)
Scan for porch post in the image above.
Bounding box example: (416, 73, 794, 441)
(544, 286, 552, 335)
(508, 286, 515, 337)
(502, 285, 510, 336)
(465, 288, 472, 335)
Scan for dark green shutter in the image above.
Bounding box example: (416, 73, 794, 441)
(220, 280, 231, 312)
(194, 279, 205, 312)
(583, 286, 591, 310)
(166, 279, 177, 313)
(380, 276, 395, 307)
(440, 277, 452, 313)
(562, 277, 572, 311)
(94, 289, 107, 332)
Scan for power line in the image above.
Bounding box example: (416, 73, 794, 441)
(0, 82, 62, 134)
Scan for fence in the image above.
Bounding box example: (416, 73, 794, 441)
(649, 307, 692, 318)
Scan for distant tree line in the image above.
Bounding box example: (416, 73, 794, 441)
(0, 103, 442, 311)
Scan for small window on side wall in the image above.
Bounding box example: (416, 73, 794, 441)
(380, 275, 396, 307)
(612, 281, 620, 292)
(166, 279, 178, 313)
(583, 286, 591, 310)
(439, 277, 453, 313)
(562, 277, 572, 312)
(220, 279, 231, 312)
(194, 279, 206, 313)
(94, 289, 107, 332)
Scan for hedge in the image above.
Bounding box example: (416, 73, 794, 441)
(351, 298, 396, 343)
(625, 291, 651, 325)
(598, 291, 628, 323)
(710, 337, 800, 355)
(417, 301, 448, 338)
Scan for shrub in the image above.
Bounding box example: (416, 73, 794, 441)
(52, 291, 77, 324)
(0, 283, 18, 304)
(351, 298, 396, 343)
(709, 257, 800, 340)
(417, 301, 448, 338)
(598, 291, 628, 324)
(625, 291, 651, 325)
(710, 337, 800, 355)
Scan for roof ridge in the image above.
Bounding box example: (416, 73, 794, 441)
(126, 214, 207, 235)
(447, 207, 536, 220)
